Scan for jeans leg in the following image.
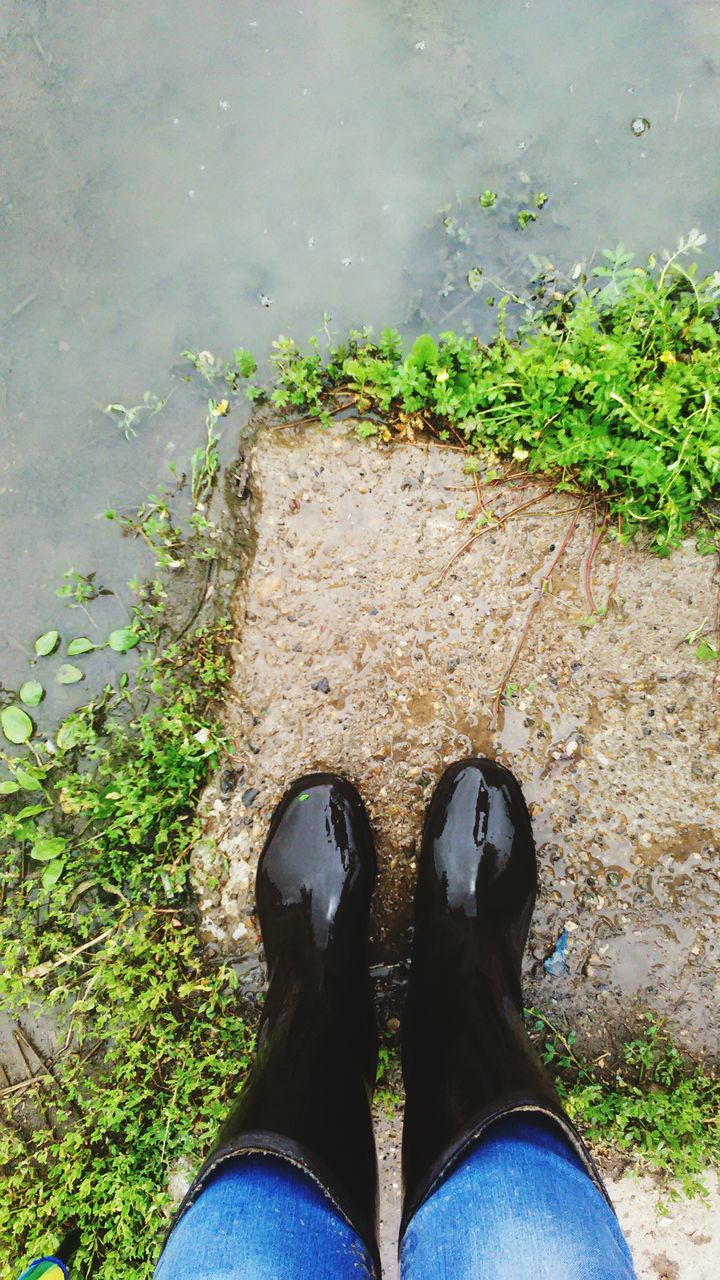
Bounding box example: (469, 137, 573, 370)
(400, 1115, 637, 1280)
(155, 1154, 375, 1280)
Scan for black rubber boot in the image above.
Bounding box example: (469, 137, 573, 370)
(168, 774, 380, 1274)
(401, 758, 610, 1235)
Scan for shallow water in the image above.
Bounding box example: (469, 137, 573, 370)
(2, 0, 720, 685)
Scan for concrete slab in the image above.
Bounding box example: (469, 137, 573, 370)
(189, 420, 719, 1273)
(195, 422, 719, 1056)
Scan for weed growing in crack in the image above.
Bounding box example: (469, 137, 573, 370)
(534, 1012, 720, 1201)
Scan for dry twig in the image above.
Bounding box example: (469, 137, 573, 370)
(428, 487, 554, 591)
(268, 396, 357, 431)
(490, 497, 586, 727)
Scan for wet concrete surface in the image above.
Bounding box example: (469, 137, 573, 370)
(194, 422, 719, 1060)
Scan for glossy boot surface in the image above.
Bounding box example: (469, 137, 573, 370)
(401, 758, 607, 1233)
(171, 774, 380, 1273)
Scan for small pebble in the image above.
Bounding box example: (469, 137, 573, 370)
(219, 768, 239, 797)
(242, 787, 260, 808)
(311, 677, 331, 694)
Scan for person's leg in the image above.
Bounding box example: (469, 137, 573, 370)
(400, 1115, 636, 1280)
(155, 1155, 374, 1280)
(400, 758, 636, 1275)
(156, 774, 380, 1277)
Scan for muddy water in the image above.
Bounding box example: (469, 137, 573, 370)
(3, 0, 720, 688)
(195, 425, 720, 1056)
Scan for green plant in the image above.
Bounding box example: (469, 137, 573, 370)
(1, 391, 252, 1276)
(56, 570, 110, 612)
(105, 399, 227, 572)
(682, 617, 719, 664)
(0, 616, 254, 1278)
(35, 631, 60, 657)
(106, 494, 187, 570)
(374, 1030, 401, 1117)
(191, 399, 225, 507)
(104, 391, 168, 440)
(182, 347, 261, 398)
(533, 1012, 720, 1199)
(260, 238, 720, 553)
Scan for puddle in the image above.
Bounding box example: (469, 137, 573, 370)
(193, 424, 720, 1055)
(3, 0, 720, 687)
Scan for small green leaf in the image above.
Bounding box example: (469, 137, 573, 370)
(696, 639, 718, 663)
(684, 618, 708, 645)
(19, 680, 44, 707)
(1, 706, 33, 744)
(695, 527, 718, 556)
(17, 803, 49, 819)
(234, 347, 257, 378)
(0, 780, 20, 795)
(479, 190, 497, 208)
(408, 334, 439, 371)
(30, 836, 67, 862)
(15, 768, 43, 792)
(34, 630, 60, 656)
(108, 627, 140, 653)
(534, 191, 549, 209)
(56, 720, 84, 751)
(297, 792, 310, 802)
(41, 858, 65, 889)
(67, 637, 95, 656)
(517, 209, 538, 230)
(57, 664, 84, 685)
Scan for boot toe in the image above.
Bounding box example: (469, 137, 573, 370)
(421, 757, 535, 918)
(257, 773, 375, 951)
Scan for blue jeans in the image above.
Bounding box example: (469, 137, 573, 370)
(156, 1116, 636, 1279)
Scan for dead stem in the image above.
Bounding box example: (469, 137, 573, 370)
(584, 505, 608, 614)
(13, 1031, 57, 1133)
(610, 512, 623, 601)
(428, 486, 554, 591)
(14, 1024, 83, 1120)
(707, 560, 712, 696)
(0, 1041, 101, 1101)
(23, 924, 116, 980)
(490, 497, 586, 728)
(447, 424, 490, 519)
(268, 396, 358, 431)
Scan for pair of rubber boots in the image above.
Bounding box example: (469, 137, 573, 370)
(172, 759, 607, 1276)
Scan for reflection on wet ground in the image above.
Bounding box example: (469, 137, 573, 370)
(194, 424, 719, 1056)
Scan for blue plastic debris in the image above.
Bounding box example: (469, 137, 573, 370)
(543, 928, 569, 977)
